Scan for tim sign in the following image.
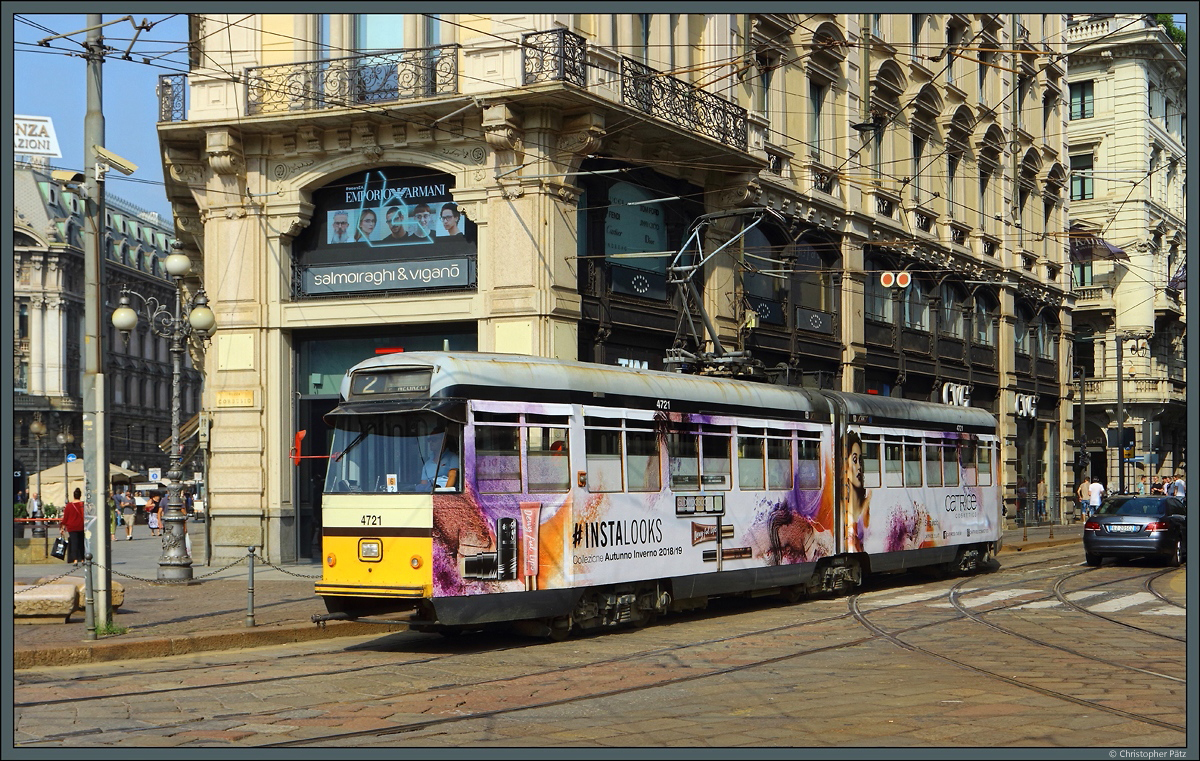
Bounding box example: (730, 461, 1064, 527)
(14, 115, 61, 158)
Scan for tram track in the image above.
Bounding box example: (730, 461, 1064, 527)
(15, 553, 1185, 747)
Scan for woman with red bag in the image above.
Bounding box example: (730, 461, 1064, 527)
(60, 488, 86, 567)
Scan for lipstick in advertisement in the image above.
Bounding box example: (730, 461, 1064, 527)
(520, 503, 541, 590)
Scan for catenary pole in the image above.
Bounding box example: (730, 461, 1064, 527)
(83, 13, 112, 626)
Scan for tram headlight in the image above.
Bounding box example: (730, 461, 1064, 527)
(410, 555, 423, 569)
(359, 539, 382, 562)
(326, 553, 337, 567)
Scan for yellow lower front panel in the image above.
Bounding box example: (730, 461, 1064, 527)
(319, 494, 434, 598)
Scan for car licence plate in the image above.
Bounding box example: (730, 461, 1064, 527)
(1106, 524, 1140, 533)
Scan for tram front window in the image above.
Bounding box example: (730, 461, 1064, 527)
(325, 413, 461, 494)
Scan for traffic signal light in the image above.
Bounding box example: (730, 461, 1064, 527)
(879, 271, 911, 288)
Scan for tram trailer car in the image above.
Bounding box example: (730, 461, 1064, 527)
(315, 353, 1001, 637)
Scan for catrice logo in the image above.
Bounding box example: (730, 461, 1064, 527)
(572, 519, 662, 549)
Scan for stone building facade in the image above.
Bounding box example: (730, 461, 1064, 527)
(157, 13, 1077, 562)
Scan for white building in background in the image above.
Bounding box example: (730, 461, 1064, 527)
(13, 157, 202, 499)
(1064, 14, 1187, 490)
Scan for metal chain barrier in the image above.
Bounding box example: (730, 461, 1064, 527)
(13, 567, 85, 594)
(255, 558, 323, 579)
(101, 554, 250, 585)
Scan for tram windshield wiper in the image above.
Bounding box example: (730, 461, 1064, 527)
(333, 428, 370, 462)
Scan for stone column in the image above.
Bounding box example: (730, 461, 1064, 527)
(28, 295, 45, 396)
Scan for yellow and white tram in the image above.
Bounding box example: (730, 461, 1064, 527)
(314, 352, 1001, 636)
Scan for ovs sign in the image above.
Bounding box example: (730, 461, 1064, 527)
(941, 382, 972, 407)
(1014, 393, 1038, 419)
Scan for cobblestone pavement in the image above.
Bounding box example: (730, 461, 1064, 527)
(12, 524, 1084, 667)
(12, 538, 1187, 750)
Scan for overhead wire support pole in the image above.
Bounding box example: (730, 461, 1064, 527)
(82, 13, 113, 629)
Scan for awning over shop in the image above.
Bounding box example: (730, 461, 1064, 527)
(1069, 224, 1129, 263)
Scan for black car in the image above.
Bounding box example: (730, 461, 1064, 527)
(1083, 495, 1186, 567)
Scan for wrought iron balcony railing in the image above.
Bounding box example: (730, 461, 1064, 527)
(620, 58, 747, 152)
(522, 29, 586, 87)
(246, 45, 460, 115)
(158, 74, 188, 123)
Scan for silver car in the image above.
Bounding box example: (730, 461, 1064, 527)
(1083, 496, 1186, 567)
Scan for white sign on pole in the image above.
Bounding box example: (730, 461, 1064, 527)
(14, 115, 62, 158)
(149, 468, 162, 481)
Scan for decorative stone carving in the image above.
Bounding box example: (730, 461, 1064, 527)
(544, 181, 583, 207)
(205, 127, 245, 177)
(362, 145, 383, 161)
(483, 104, 525, 168)
(439, 146, 487, 165)
(336, 129, 352, 152)
(389, 123, 409, 147)
(297, 126, 324, 154)
(273, 158, 315, 181)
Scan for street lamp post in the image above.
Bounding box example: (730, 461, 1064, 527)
(30, 414, 46, 511)
(58, 428, 76, 508)
(111, 250, 215, 582)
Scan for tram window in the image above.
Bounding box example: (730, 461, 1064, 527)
(584, 416, 623, 428)
(527, 413, 570, 425)
(925, 444, 943, 487)
(943, 444, 960, 487)
(475, 425, 522, 493)
(797, 439, 820, 489)
(904, 443, 922, 487)
(626, 430, 661, 492)
(700, 434, 731, 490)
(625, 418, 655, 430)
(977, 443, 992, 486)
(766, 434, 792, 490)
(960, 441, 977, 486)
(668, 431, 700, 488)
(528, 427, 570, 493)
(862, 439, 881, 489)
(738, 435, 765, 490)
(474, 411, 520, 423)
(585, 428, 623, 492)
(884, 441, 903, 488)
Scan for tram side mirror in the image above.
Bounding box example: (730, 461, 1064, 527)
(291, 430, 307, 466)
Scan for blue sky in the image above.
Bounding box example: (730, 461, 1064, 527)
(13, 13, 189, 218)
(11, 12, 1187, 222)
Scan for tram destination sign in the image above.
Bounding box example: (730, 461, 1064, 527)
(302, 257, 474, 295)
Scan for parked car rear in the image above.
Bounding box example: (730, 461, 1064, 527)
(1083, 496, 1186, 567)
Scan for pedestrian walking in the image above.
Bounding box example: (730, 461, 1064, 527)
(1137, 475, 1148, 496)
(1171, 473, 1185, 499)
(1036, 477, 1047, 522)
(147, 492, 164, 537)
(115, 489, 135, 540)
(1088, 479, 1105, 517)
(1162, 475, 1175, 496)
(1076, 477, 1090, 520)
(60, 488, 86, 567)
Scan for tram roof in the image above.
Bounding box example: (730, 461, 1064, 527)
(340, 352, 996, 432)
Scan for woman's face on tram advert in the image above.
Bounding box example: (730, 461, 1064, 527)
(846, 434, 865, 493)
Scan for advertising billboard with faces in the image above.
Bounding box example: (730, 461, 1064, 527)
(294, 167, 477, 295)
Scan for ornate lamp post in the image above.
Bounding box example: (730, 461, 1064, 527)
(111, 250, 215, 581)
(30, 414, 46, 509)
(57, 427, 76, 507)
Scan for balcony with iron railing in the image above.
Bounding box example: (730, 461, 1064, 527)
(244, 45, 461, 115)
(619, 57, 748, 152)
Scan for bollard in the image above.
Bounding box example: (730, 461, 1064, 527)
(84, 553, 96, 641)
(245, 546, 256, 628)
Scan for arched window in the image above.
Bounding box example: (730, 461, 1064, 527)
(973, 291, 996, 346)
(939, 283, 964, 338)
(864, 258, 892, 322)
(902, 276, 929, 331)
(741, 226, 788, 325)
(1014, 304, 1033, 355)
